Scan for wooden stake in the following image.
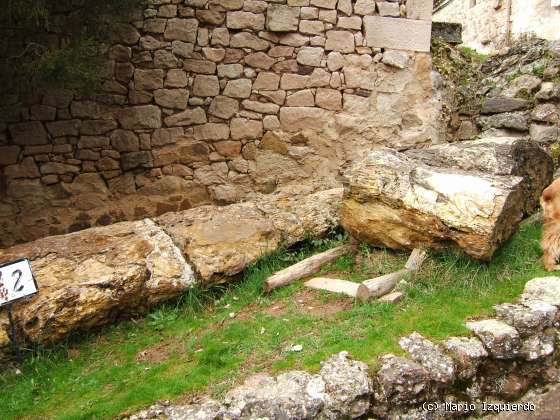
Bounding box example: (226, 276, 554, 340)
(264, 244, 356, 292)
(356, 248, 427, 302)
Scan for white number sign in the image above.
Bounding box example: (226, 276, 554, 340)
(0, 259, 38, 307)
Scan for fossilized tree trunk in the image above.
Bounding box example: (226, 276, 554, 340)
(341, 138, 552, 261)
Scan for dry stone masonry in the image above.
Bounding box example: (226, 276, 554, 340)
(128, 276, 560, 419)
(0, 0, 441, 247)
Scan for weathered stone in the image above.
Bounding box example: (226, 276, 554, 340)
(196, 9, 225, 25)
(217, 63, 244, 78)
(223, 79, 252, 98)
(244, 52, 276, 70)
(531, 103, 558, 123)
(242, 100, 280, 114)
(377, 1, 400, 16)
(263, 115, 281, 130)
(130, 399, 224, 420)
(261, 131, 288, 154)
(399, 332, 455, 384)
(45, 120, 81, 137)
(375, 354, 430, 405)
(521, 277, 560, 306)
(229, 32, 268, 51)
(110, 130, 140, 152)
(172, 40, 195, 58)
(116, 106, 162, 129)
(520, 330, 556, 361)
(494, 301, 557, 337)
(253, 72, 280, 90)
(297, 47, 324, 67)
(193, 75, 220, 97)
(503, 74, 542, 98)
(530, 124, 559, 143)
(140, 35, 167, 50)
(478, 112, 529, 132)
(151, 128, 184, 147)
(354, 0, 376, 16)
(80, 120, 118, 136)
(9, 122, 48, 145)
(337, 16, 361, 30)
(230, 118, 263, 140)
(279, 33, 310, 47)
(325, 30, 355, 53)
(4, 157, 40, 178)
(280, 74, 309, 90)
(0, 146, 20, 166)
(164, 18, 198, 43)
(165, 107, 208, 127)
(442, 337, 488, 380)
(315, 88, 342, 110)
(279, 107, 331, 132)
(300, 20, 325, 35)
(154, 89, 189, 109)
(382, 50, 409, 69)
(343, 67, 376, 90)
(466, 319, 521, 359)
(308, 68, 331, 87)
(286, 89, 315, 106)
(211, 28, 230, 46)
(226, 11, 265, 30)
(193, 123, 230, 141)
(0, 220, 195, 346)
(407, 0, 433, 20)
(266, 5, 300, 32)
(244, 0, 267, 13)
(310, 0, 336, 8)
(40, 162, 81, 175)
(184, 59, 217, 74)
(209, 96, 239, 119)
(481, 97, 531, 114)
(364, 16, 431, 52)
(341, 139, 553, 260)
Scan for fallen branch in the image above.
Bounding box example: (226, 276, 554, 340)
(264, 244, 356, 292)
(304, 277, 359, 297)
(356, 248, 427, 302)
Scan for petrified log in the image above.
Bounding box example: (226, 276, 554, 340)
(0, 187, 343, 352)
(341, 138, 552, 260)
(264, 244, 356, 292)
(356, 249, 427, 302)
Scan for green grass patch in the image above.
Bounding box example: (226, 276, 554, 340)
(0, 222, 552, 419)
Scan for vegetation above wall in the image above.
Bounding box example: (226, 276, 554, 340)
(0, 0, 144, 90)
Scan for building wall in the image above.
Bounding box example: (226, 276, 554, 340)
(434, 0, 560, 53)
(0, 0, 441, 247)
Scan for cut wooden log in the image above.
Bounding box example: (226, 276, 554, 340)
(304, 278, 360, 297)
(379, 291, 404, 303)
(341, 138, 553, 261)
(356, 248, 427, 302)
(264, 244, 356, 292)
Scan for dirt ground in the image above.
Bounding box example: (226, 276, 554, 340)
(485, 383, 560, 420)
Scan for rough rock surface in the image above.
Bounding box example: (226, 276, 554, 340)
(0, 188, 342, 348)
(521, 277, 560, 306)
(442, 336, 488, 380)
(375, 354, 430, 406)
(465, 319, 521, 359)
(399, 332, 455, 384)
(340, 138, 551, 260)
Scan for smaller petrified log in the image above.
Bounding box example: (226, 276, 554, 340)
(356, 249, 427, 302)
(341, 138, 552, 260)
(264, 244, 356, 292)
(304, 278, 360, 297)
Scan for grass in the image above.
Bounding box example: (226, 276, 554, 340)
(0, 222, 553, 420)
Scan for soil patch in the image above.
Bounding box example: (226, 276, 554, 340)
(136, 340, 186, 364)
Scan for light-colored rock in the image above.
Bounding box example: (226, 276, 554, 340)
(164, 107, 207, 127)
(363, 16, 432, 52)
(193, 123, 230, 141)
(315, 88, 342, 110)
(217, 63, 244, 78)
(253, 72, 280, 90)
(164, 18, 198, 43)
(521, 277, 560, 306)
(266, 5, 300, 32)
(154, 89, 189, 109)
(226, 11, 265, 30)
(286, 89, 315, 106)
(494, 301, 557, 337)
(337, 16, 362, 30)
(466, 319, 521, 359)
(192, 75, 220, 97)
(209, 96, 239, 119)
(230, 32, 269, 50)
(297, 47, 324, 67)
(242, 100, 280, 114)
(230, 118, 263, 140)
(443, 337, 488, 380)
(354, 0, 376, 16)
(116, 105, 162, 129)
(280, 74, 309, 90)
(223, 78, 252, 98)
(407, 0, 433, 20)
(382, 50, 409, 69)
(375, 354, 430, 405)
(325, 30, 355, 53)
(376, 1, 400, 17)
(279, 106, 332, 132)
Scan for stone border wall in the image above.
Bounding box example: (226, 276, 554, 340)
(129, 276, 560, 419)
(0, 0, 442, 247)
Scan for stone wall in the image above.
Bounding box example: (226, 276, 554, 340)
(0, 0, 441, 247)
(434, 0, 560, 54)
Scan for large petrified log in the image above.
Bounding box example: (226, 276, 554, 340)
(0, 187, 342, 351)
(341, 138, 552, 261)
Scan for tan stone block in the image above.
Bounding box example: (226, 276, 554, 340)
(183, 59, 217, 74)
(226, 11, 265, 30)
(4, 157, 40, 178)
(116, 106, 162, 129)
(337, 16, 362, 30)
(194, 123, 230, 141)
(288, 0, 309, 5)
(279, 33, 310, 47)
(244, 52, 276, 70)
(211, 0, 244, 10)
(308, 68, 331, 87)
(164, 107, 208, 126)
(319, 9, 337, 23)
(343, 67, 377, 90)
(154, 89, 189, 109)
(272, 59, 299, 73)
(337, 0, 352, 16)
(242, 100, 280, 114)
(286, 89, 315, 106)
(325, 30, 355, 53)
(166, 69, 188, 88)
(208, 96, 240, 119)
(299, 20, 325, 35)
(110, 130, 140, 151)
(376, 1, 400, 17)
(296, 47, 324, 66)
(211, 28, 230, 46)
(261, 131, 288, 154)
(144, 18, 167, 34)
(280, 74, 309, 90)
(279, 106, 331, 132)
(214, 140, 242, 156)
(151, 128, 184, 147)
(268, 46, 295, 57)
(230, 32, 269, 50)
(196, 9, 226, 25)
(134, 69, 164, 90)
(164, 18, 198, 43)
(343, 93, 369, 112)
(258, 90, 287, 105)
(363, 16, 431, 52)
(193, 75, 220, 97)
(223, 79, 252, 98)
(263, 115, 281, 130)
(172, 41, 194, 58)
(310, 0, 336, 8)
(266, 5, 300, 32)
(327, 51, 346, 71)
(253, 72, 280, 91)
(230, 118, 263, 139)
(407, 0, 433, 21)
(140, 35, 167, 50)
(315, 88, 342, 110)
(202, 47, 226, 62)
(354, 0, 376, 15)
(244, 0, 268, 13)
(301, 6, 319, 19)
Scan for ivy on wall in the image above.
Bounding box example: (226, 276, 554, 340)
(0, 0, 144, 91)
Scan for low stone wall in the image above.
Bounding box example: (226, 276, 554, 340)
(0, 0, 442, 247)
(129, 276, 560, 419)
